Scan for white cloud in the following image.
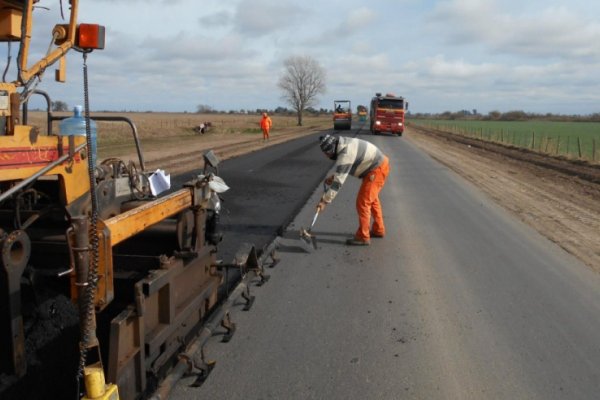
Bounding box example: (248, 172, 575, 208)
(233, 0, 307, 37)
(422, 55, 501, 80)
(350, 40, 375, 56)
(343, 7, 378, 32)
(5, 0, 600, 114)
(429, 0, 600, 61)
(304, 7, 378, 46)
(198, 11, 234, 28)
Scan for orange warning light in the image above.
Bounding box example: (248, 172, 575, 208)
(77, 24, 105, 50)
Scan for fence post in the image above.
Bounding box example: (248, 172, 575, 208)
(577, 137, 582, 158)
(531, 131, 535, 149)
(566, 136, 570, 157)
(556, 136, 560, 155)
(593, 139, 597, 161)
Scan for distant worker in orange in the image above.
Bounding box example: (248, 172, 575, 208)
(260, 112, 273, 141)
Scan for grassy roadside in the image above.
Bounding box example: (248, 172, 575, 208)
(410, 119, 600, 162)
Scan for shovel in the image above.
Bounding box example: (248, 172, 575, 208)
(299, 209, 320, 251)
(299, 181, 330, 252)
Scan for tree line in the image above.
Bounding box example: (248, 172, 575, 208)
(195, 104, 331, 115)
(410, 109, 600, 122)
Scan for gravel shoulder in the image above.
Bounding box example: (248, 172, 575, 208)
(405, 124, 600, 272)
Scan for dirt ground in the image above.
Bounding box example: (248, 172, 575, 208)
(110, 128, 322, 176)
(113, 123, 600, 273)
(405, 124, 600, 273)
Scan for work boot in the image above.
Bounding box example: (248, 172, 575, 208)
(345, 238, 370, 246)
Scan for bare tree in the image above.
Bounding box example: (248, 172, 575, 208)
(51, 100, 69, 112)
(278, 56, 326, 126)
(196, 104, 214, 113)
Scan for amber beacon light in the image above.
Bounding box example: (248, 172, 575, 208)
(77, 24, 105, 50)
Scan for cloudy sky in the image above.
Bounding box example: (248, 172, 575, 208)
(7, 0, 600, 114)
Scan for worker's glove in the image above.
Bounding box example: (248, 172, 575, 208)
(324, 175, 334, 186)
(317, 201, 327, 212)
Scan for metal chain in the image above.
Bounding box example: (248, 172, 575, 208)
(76, 51, 101, 397)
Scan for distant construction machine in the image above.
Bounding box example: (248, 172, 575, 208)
(333, 100, 352, 130)
(357, 105, 368, 122)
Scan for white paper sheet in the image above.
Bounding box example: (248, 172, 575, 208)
(149, 169, 170, 196)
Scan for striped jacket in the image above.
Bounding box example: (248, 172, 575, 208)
(321, 136, 385, 203)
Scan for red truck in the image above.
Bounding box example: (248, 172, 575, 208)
(369, 93, 408, 136)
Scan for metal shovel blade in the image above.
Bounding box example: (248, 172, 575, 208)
(299, 228, 313, 252)
(299, 227, 318, 251)
(299, 210, 319, 251)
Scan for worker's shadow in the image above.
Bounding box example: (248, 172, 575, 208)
(278, 230, 348, 252)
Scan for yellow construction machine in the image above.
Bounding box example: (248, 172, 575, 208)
(0, 2, 268, 399)
(333, 100, 352, 130)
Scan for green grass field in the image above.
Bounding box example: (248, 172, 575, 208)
(410, 119, 600, 162)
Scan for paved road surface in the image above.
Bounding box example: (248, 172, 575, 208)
(171, 130, 600, 399)
(172, 132, 334, 264)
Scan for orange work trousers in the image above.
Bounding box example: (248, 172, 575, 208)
(355, 156, 390, 241)
(262, 128, 270, 140)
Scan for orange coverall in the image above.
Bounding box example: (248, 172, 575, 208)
(355, 156, 390, 241)
(260, 113, 272, 140)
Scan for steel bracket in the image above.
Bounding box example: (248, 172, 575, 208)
(240, 286, 255, 311)
(189, 348, 216, 388)
(220, 311, 237, 343)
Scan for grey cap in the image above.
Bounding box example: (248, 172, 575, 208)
(319, 134, 338, 155)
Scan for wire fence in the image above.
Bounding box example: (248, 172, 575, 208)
(410, 120, 600, 163)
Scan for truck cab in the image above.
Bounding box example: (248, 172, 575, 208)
(370, 93, 408, 136)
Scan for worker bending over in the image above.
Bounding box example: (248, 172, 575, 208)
(317, 134, 390, 246)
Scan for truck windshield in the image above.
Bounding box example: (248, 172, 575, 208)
(377, 99, 404, 109)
